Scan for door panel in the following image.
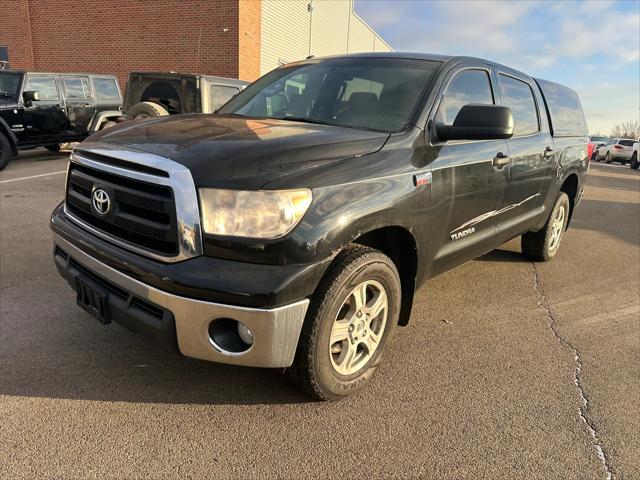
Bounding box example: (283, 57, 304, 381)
(429, 139, 509, 276)
(23, 75, 68, 135)
(63, 76, 96, 133)
(495, 73, 554, 240)
(426, 64, 509, 276)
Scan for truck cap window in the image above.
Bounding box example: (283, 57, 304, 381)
(25, 76, 59, 100)
(63, 77, 91, 99)
(535, 78, 588, 137)
(93, 78, 120, 100)
(218, 58, 440, 133)
(435, 69, 494, 125)
(498, 74, 539, 136)
(211, 84, 239, 111)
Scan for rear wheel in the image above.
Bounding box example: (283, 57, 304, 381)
(0, 133, 11, 171)
(44, 144, 61, 152)
(126, 101, 169, 120)
(605, 152, 612, 164)
(630, 153, 639, 170)
(521, 192, 570, 262)
(287, 245, 401, 401)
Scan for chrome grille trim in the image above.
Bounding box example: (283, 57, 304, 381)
(64, 142, 203, 263)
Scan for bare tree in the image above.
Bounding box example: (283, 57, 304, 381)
(610, 120, 640, 139)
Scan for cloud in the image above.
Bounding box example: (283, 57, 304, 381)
(355, 0, 640, 133)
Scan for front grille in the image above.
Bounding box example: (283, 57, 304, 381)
(66, 161, 179, 255)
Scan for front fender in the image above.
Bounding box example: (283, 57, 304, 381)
(89, 110, 123, 132)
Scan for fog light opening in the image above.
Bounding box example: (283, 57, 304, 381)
(208, 318, 253, 354)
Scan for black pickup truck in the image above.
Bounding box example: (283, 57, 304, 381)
(50, 53, 589, 400)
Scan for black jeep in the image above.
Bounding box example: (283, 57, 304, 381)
(124, 72, 248, 119)
(0, 71, 122, 170)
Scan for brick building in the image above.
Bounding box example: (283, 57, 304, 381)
(0, 0, 391, 89)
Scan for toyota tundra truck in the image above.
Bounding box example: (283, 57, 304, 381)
(51, 53, 589, 400)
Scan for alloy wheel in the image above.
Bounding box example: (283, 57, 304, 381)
(329, 280, 388, 376)
(549, 204, 565, 252)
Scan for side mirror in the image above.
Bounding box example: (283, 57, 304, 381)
(23, 90, 40, 104)
(435, 104, 513, 142)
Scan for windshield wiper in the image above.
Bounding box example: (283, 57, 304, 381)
(278, 115, 334, 126)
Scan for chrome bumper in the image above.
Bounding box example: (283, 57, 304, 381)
(53, 234, 309, 368)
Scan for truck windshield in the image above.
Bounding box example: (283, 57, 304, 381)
(218, 58, 440, 133)
(0, 72, 21, 98)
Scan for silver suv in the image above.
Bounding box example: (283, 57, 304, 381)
(595, 138, 636, 164)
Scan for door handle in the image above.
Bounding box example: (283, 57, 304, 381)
(81, 103, 91, 108)
(493, 152, 511, 167)
(544, 146, 554, 158)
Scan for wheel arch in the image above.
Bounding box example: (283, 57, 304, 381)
(560, 173, 579, 228)
(0, 117, 18, 155)
(352, 225, 418, 326)
(88, 110, 123, 132)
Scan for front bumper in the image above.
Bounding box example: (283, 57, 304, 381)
(53, 233, 309, 368)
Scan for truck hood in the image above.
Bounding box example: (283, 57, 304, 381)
(85, 114, 390, 189)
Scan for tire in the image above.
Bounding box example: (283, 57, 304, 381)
(44, 144, 61, 152)
(287, 245, 401, 401)
(630, 153, 639, 170)
(521, 192, 570, 262)
(126, 101, 169, 120)
(0, 133, 11, 171)
(605, 152, 612, 164)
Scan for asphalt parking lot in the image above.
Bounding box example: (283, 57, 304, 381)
(1, 150, 638, 480)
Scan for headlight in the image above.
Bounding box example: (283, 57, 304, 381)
(199, 188, 312, 238)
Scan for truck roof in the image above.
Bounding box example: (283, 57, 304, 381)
(129, 71, 249, 85)
(0, 70, 117, 78)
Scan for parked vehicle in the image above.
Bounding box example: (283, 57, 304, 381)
(124, 72, 249, 119)
(0, 70, 122, 170)
(595, 137, 636, 164)
(50, 53, 588, 400)
(631, 141, 639, 169)
(588, 135, 608, 160)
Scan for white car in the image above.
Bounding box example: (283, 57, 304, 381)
(630, 141, 639, 169)
(596, 138, 636, 164)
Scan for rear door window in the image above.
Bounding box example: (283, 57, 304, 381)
(63, 77, 91, 99)
(210, 84, 239, 111)
(25, 75, 59, 100)
(498, 74, 539, 136)
(92, 78, 120, 100)
(535, 78, 588, 137)
(436, 69, 494, 125)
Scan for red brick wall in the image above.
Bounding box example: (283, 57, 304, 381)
(0, 0, 263, 91)
(0, 0, 35, 70)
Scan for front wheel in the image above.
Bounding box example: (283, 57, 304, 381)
(0, 133, 12, 170)
(630, 153, 638, 170)
(287, 245, 401, 401)
(521, 192, 570, 262)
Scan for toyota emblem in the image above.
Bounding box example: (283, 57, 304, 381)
(92, 188, 111, 215)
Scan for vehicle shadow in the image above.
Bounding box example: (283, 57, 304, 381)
(477, 247, 529, 263)
(0, 316, 313, 406)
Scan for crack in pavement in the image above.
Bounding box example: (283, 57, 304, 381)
(532, 262, 613, 480)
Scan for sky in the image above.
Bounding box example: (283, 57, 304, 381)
(355, 0, 640, 135)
